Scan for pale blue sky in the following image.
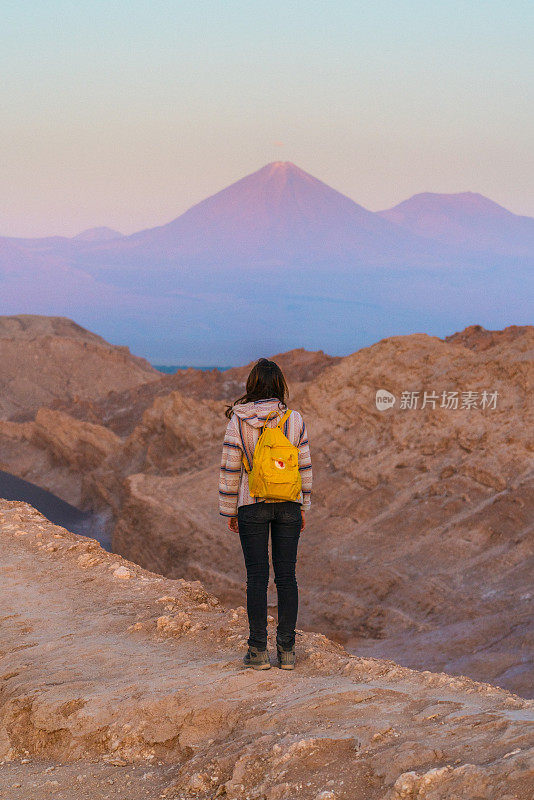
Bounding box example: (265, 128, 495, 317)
(1, 0, 533, 236)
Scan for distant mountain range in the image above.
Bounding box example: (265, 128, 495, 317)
(378, 191, 534, 258)
(73, 226, 124, 242)
(1, 162, 532, 362)
(5, 162, 534, 260)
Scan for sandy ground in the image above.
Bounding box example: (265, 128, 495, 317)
(0, 760, 176, 800)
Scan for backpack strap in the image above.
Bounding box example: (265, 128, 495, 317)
(276, 409, 292, 429)
(264, 408, 292, 431)
(262, 410, 279, 431)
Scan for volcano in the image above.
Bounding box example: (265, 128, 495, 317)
(108, 161, 447, 266)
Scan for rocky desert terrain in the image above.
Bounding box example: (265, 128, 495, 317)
(1, 499, 533, 800)
(0, 316, 532, 702)
(0, 315, 159, 422)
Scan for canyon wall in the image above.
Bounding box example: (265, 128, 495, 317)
(1, 320, 532, 698)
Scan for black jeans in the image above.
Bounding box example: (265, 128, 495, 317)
(238, 500, 302, 650)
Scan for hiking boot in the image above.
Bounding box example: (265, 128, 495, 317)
(243, 646, 271, 670)
(276, 641, 296, 670)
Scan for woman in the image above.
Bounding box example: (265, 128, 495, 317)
(219, 358, 312, 670)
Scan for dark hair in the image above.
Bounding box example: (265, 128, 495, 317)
(225, 358, 289, 419)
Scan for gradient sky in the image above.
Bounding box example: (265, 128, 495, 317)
(2, 0, 533, 237)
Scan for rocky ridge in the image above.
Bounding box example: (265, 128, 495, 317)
(0, 315, 159, 422)
(1, 499, 533, 799)
(46, 347, 340, 436)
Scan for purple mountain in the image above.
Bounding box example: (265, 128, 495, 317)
(378, 192, 534, 258)
(101, 161, 446, 266)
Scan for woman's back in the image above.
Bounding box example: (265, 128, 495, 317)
(219, 397, 312, 517)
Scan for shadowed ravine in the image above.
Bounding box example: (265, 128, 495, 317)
(0, 469, 111, 549)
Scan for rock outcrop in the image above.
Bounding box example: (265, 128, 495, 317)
(0, 409, 122, 508)
(0, 314, 159, 421)
(294, 327, 534, 695)
(31, 408, 122, 471)
(1, 499, 533, 799)
(445, 323, 531, 351)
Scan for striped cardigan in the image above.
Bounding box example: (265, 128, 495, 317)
(219, 398, 312, 517)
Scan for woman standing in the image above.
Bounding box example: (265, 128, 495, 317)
(219, 358, 312, 670)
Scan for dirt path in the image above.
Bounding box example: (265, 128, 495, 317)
(1, 499, 533, 799)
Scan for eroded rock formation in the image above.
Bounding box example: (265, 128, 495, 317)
(48, 346, 339, 436)
(1, 321, 532, 699)
(0, 314, 159, 421)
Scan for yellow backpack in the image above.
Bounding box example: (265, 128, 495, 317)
(242, 409, 302, 502)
